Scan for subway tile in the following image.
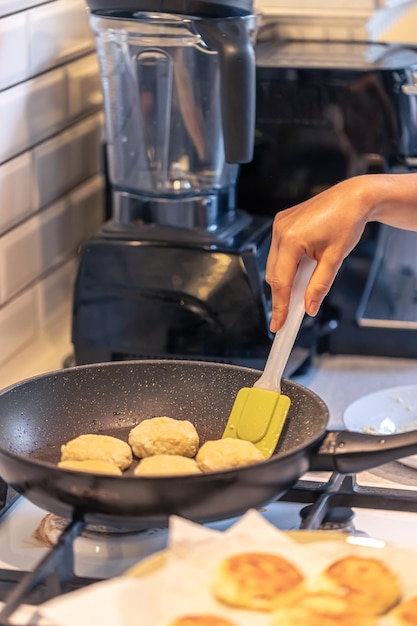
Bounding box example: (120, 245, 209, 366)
(68, 174, 105, 248)
(0, 82, 31, 164)
(0, 212, 43, 304)
(1, 173, 103, 318)
(38, 198, 73, 271)
(0, 67, 67, 165)
(34, 135, 71, 209)
(34, 113, 103, 209)
(0, 198, 72, 304)
(0, 0, 46, 18)
(0, 153, 34, 235)
(36, 256, 77, 329)
(67, 53, 103, 120)
(0, 288, 38, 366)
(0, 13, 29, 91)
(67, 113, 104, 183)
(27, 67, 68, 146)
(28, 0, 95, 77)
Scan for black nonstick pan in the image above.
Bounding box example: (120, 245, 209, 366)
(0, 359, 416, 530)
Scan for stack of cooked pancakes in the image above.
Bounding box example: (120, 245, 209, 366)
(170, 550, 414, 626)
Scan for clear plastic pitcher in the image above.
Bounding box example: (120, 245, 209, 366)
(90, 11, 258, 227)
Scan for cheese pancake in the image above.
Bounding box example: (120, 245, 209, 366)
(58, 459, 122, 475)
(384, 596, 417, 625)
(60, 434, 132, 470)
(169, 616, 237, 626)
(128, 416, 199, 458)
(271, 591, 378, 626)
(320, 554, 401, 615)
(134, 454, 201, 476)
(212, 551, 304, 611)
(196, 438, 264, 472)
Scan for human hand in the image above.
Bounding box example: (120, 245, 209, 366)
(266, 177, 372, 332)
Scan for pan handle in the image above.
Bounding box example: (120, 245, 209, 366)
(310, 429, 417, 473)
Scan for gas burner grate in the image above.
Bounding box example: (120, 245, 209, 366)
(284, 473, 417, 526)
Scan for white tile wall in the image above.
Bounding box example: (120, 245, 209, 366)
(68, 173, 105, 250)
(0, 210, 46, 304)
(0, 288, 38, 367)
(36, 257, 78, 330)
(0, 153, 34, 234)
(67, 54, 102, 120)
(0, 0, 105, 367)
(34, 113, 103, 208)
(0, 13, 29, 90)
(0, 0, 45, 19)
(28, 0, 94, 77)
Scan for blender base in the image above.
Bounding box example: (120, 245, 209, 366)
(72, 214, 274, 367)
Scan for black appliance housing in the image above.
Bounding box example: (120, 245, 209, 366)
(72, 217, 274, 367)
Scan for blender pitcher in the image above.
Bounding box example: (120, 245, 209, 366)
(89, 6, 258, 229)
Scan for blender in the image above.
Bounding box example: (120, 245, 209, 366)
(72, 0, 274, 367)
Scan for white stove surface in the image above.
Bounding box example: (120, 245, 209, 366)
(0, 497, 305, 580)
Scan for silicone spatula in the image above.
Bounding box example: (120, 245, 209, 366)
(222, 256, 316, 459)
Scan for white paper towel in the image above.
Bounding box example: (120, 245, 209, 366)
(28, 509, 417, 626)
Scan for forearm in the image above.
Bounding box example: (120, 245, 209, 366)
(364, 173, 417, 231)
(267, 171, 417, 332)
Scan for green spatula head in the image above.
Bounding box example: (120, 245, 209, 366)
(222, 387, 291, 459)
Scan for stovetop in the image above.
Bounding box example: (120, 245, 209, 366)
(2, 351, 417, 622)
(2, 468, 417, 625)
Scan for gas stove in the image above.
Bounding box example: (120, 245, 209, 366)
(1, 469, 417, 624)
(1, 352, 417, 624)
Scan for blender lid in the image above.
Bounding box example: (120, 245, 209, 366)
(86, 0, 254, 17)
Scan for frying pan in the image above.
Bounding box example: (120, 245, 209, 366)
(0, 359, 417, 530)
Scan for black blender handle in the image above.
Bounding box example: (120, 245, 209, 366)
(196, 17, 256, 164)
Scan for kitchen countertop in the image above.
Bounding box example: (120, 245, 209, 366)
(296, 353, 417, 430)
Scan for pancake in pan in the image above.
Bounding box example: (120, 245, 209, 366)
(60, 434, 132, 470)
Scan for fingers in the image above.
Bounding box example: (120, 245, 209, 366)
(304, 256, 339, 317)
(266, 249, 342, 333)
(266, 249, 301, 333)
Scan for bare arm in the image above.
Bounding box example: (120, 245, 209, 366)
(266, 173, 417, 333)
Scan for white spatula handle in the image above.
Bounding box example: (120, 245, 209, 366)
(254, 255, 316, 393)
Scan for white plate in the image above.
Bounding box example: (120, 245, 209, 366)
(343, 384, 417, 470)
